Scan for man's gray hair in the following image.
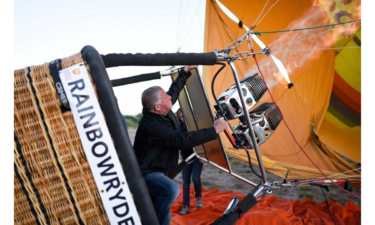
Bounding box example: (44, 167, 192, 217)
(142, 86, 163, 111)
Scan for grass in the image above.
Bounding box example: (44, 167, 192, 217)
(230, 160, 240, 165)
(234, 183, 244, 189)
(298, 185, 312, 191)
(300, 195, 317, 202)
(125, 117, 139, 128)
(124, 113, 143, 129)
(330, 190, 338, 195)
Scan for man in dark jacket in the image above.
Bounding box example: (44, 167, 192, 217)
(133, 65, 227, 225)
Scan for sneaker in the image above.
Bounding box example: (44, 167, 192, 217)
(196, 197, 203, 209)
(179, 205, 190, 215)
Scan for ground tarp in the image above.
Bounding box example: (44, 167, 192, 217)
(171, 186, 361, 225)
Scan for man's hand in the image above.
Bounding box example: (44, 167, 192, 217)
(214, 117, 228, 134)
(184, 65, 198, 73)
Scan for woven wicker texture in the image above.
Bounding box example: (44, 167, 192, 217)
(14, 142, 44, 225)
(14, 53, 110, 225)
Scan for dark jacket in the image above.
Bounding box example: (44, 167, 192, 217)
(133, 68, 217, 175)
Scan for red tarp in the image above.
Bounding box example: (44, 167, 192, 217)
(171, 185, 361, 225)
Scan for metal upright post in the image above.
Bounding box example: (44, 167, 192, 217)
(228, 60, 268, 183)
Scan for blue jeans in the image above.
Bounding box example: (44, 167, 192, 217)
(182, 159, 203, 206)
(144, 172, 180, 225)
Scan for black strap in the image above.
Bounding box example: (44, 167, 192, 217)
(166, 160, 189, 179)
(310, 183, 330, 192)
(210, 193, 257, 225)
(344, 180, 353, 192)
(49, 59, 70, 110)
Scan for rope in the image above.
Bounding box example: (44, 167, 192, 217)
(176, 0, 189, 52)
(188, 11, 202, 50)
(271, 46, 361, 53)
(177, 0, 204, 52)
(320, 186, 337, 225)
(226, 150, 246, 159)
(175, 0, 184, 50)
(271, 26, 336, 49)
(254, 19, 361, 35)
(300, 168, 362, 182)
(268, 0, 335, 47)
(250, 48, 361, 199)
(254, 0, 280, 27)
(252, 0, 270, 27)
(297, 178, 362, 184)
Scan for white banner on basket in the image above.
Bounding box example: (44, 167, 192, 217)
(59, 63, 141, 225)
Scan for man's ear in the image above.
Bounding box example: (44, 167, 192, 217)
(154, 104, 160, 112)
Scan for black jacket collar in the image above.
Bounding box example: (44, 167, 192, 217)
(142, 109, 179, 130)
(142, 108, 170, 121)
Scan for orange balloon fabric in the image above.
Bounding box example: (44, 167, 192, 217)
(202, 0, 361, 179)
(171, 185, 361, 225)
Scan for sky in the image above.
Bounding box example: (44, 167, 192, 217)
(14, 0, 207, 116)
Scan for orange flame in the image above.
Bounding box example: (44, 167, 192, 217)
(246, 0, 361, 84)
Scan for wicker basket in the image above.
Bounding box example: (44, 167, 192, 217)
(14, 53, 110, 225)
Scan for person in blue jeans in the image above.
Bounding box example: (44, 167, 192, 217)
(176, 108, 204, 216)
(133, 66, 228, 225)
